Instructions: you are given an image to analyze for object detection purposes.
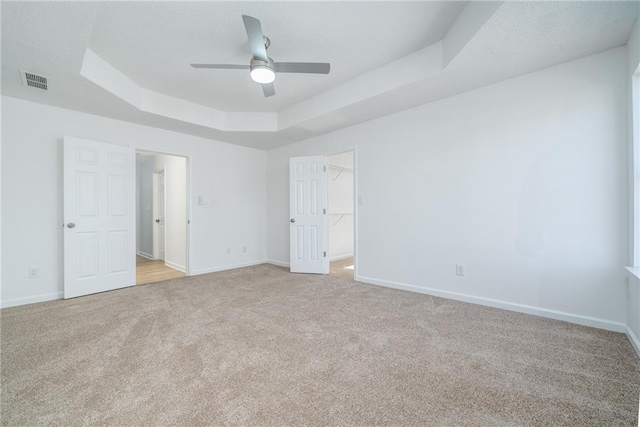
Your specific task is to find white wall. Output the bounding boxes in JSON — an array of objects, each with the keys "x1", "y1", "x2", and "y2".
[
  {"x1": 136, "y1": 157, "x2": 154, "y2": 258},
  {"x1": 1, "y1": 96, "x2": 267, "y2": 307},
  {"x1": 267, "y1": 47, "x2": 628, "y2": 331},
  {"x1": 153, "y1": 153, "x2": 187, "y2": 271},
  {"x1": 626, "y1": 16, "x2": 640, "y2": 355},
  {"x1": 328, "y1": 152, "x2": 354, "y2": 260}
]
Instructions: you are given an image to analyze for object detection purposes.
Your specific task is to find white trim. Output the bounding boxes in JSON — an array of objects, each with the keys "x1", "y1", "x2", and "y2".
[
  {"x1": 626, "y1": 266, "x2": 640, "y2": 282},
  {"x1": 325, "y1": 146, "x2": 358, "y2": 278},
  {"x1": 267, "y1": 259, "x2": 290, "y2": 268},
  {"x1": 329, "y1": 253, "x2": 354, "y2": 262},
  {"x1": 186, "y1": 155, "x2": 192, "y2": 276},
  {"x1": 137, "y1": 251, "x2": 153, "y2": 260},
  {"x1": 164, "y1": 260, "x2": 186, "y2": 273},
  {"x1": 1, "y1": 292, "x2": 63, "y2": 309},
  {"x1": 355, "y1": 275, "x2": 626, "y2": 333},
  {"x1": 353, "y1": 146, "x2": 359, "y2": 279},
  {"x1": 191, "y1": 260, "x2": 267, "y2": 276},
  {"x1": 626, "y1": 326, "x2": 640, "y2": 358},
  {"x1": 132, "y1": 146, "x2": 192, "y2": 277}
]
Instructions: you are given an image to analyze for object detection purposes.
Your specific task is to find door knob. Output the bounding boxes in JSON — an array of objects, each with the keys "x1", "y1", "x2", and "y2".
[
  {"x1": 67, "y1": 223, "x2": 75, "y2": 229},
  {"x1": 155, "y1": 219, "x2": 160, "y2": 223},
  {"x1": 290, "y1": 218, "x2": 295, "y2": 223}
]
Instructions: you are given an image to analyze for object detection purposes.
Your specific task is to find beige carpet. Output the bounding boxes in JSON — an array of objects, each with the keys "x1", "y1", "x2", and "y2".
[{"x1": 1, "y1": 264, "x2": 639, "y2": 426}]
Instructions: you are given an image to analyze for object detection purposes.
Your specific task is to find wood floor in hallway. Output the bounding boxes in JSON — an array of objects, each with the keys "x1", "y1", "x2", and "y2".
[
  {"x1": 330, "y1": 256, "x2": 354, "y2": 280},
  {"x1": 136, "y1": 255, "x2": 185, "y2": 285}
]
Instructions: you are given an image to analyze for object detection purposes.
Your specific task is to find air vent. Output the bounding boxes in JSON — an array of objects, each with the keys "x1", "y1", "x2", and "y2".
[{"x1": 21, "y1": 71, "x2": 48, "y2": 90}]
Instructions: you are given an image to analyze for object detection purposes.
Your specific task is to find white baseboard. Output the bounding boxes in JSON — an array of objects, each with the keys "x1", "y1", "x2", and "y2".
[
  {"x1": 137, "y1": 251, "x2": 153, "y2": 260},
  {"x1": 329, "y1": 253, "x2": 354, "y2": 262},
  {"x1": 164, "y1": 260, "x2": 186, "y2": 273},
  {"x1": 355, "y1": 275, "x2": 626, "y2": 333},
  {"x1": 267, "y1": 259, "x2": 290, "y2": 268},
  {"x1": 626, "y1": 326, "x2": 640, "y2": 358},
  {"x1": 1, "y1": 292, "x2": 63, "y2": 309},
  {"x1": 191, "y1": 259, "x2": 267, "y2": 276}
]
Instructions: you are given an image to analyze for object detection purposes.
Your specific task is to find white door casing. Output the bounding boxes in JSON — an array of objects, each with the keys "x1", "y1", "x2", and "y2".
[
  {"x1": 63, "y1": 137, "x2": 135, "y2": 298},
  {"x1": 289, "y1": 156, "x2": 329, "y2": 274}
]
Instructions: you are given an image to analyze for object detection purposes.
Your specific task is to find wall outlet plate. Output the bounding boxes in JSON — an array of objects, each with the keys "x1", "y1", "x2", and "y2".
[
  {"x1": 455, "y1": 264, "x2": 465, "y2": 276},
  {"x1": 28, "y1": 266, "x2": 39, "y2": 279}
]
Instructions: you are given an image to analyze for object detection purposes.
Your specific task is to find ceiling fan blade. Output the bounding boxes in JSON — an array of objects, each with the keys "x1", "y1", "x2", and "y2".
[
  {"x1": 274, "y1": 62, "x2": 330, "y2": 74},
  {"x1": 242, "y1": 15, "x2": 268, "y2": 61},
  {"x1": 262, "y1": 83, "x2": 275, "y2": 97},
  {"x1": 191, "y1": 64, "x2": 249, "y2": 69}
]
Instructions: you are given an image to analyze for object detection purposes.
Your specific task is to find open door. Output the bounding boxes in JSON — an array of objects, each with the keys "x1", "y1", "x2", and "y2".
[
  {"x1": 289, "y1": 156, "x2": 329, "y2": 274},
  {"x1": 63, "y1": 136, "x2": 135, "y2": 298},
  {"x1": 153, "y1": 170, "x2": 165, "y2": 261}
]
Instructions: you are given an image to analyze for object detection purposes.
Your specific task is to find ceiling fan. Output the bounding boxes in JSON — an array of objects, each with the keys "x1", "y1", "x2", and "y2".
[{"x1": 190, "y1": 15, "x2": 331, "y2": 98}]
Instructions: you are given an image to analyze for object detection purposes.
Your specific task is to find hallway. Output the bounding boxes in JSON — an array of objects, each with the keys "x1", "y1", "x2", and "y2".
[
  {"x1": 329, "y1": 257, "x2": 354, "y2": 280},
  {"x1": 136, "y1": 256, "x2": 185, "y2": 285}
]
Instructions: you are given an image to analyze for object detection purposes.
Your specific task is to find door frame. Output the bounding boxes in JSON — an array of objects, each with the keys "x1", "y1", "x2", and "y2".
[
  {"x1": 135, "y1": 149, "x2": 192, "y2": 276},
  {"x1": 325, "y1": 147, "x2": 358, "y2": 278}
]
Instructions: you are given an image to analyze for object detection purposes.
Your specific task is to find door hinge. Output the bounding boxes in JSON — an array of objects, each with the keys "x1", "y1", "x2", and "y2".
[
  {"x1": 323, "y1": 208, "x2": 326, "y2": 214},
  {"x1": 323, "y1": 165, "x2": 326, "y2": 172},
  {"x1": 187, "y1": 220, "x2": 190, "y2": 225},
  {"x1": 324, "y1": 251, "x2": 327, "y2": 258}
]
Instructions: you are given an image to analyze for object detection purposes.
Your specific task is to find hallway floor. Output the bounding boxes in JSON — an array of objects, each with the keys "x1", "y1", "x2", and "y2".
[
  {"x1": 136, "y1": 255, "x2": 185, "y2": 285},
  {"x1": 330, "y1": 256, "x2": 354, "y2": 280}
]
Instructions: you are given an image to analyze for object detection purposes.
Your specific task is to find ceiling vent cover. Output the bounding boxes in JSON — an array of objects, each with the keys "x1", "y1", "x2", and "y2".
[{"x1": 21, "y1": 71, "x2": 48, "y2": 90}]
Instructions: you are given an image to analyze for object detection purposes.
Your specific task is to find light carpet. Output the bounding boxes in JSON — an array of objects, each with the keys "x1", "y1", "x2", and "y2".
[{"x1": 1, "y1": 264, "x2": 638, "y2": 425}]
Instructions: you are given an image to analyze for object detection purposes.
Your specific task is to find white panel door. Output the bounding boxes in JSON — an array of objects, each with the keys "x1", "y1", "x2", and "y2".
[
  {"x1": 290, "y1": 156, "x2": 329, "y2": 274},
  {"x1": 63, "y1": 136, "x2": 135, "y2": 298},
  {"x1": 154, "y1": 171, "x2": 165, "y2": 261}
]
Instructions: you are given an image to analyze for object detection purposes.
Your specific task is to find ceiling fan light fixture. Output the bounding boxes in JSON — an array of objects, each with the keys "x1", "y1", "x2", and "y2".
[
  {"x1": 250, "y1": 58, "x2": 275, "y2": 84},
  {"x1": 250, "y1": 66, "x2": 275, "y2": 84}
]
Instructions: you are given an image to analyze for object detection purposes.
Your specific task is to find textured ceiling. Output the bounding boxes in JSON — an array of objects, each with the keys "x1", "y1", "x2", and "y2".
[{"x1": 1, "y1": 1, "x2": 639, "y2": 150}]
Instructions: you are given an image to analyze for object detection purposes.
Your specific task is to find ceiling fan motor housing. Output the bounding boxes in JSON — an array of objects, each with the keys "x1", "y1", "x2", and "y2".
[{"x1": 250, "y1": 57, "x2": 274, "y2": 71}]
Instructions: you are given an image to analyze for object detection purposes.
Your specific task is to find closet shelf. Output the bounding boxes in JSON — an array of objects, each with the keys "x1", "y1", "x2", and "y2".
[
  {"x1": 331, "y1": 213, "x2": 351, "y2": 227},
  {"x1": 328, "y1": 164, "x2": 354, "y2": 172},
  {"x1": 328, "y1": 164, "x2": 353, "y2": 181}
]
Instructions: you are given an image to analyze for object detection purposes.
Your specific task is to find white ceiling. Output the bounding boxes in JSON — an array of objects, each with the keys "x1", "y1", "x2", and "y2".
[
  {"x1": 2, "y1": 1, "x2": 639, "y2": 150},
  {"x1": 89, "y1": 1, "x2": 467, "y2": 112}
]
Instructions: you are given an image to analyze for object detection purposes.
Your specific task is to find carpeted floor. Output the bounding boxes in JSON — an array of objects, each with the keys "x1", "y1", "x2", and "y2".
[{"x1": 1, "y1": 264, "x2": 639, "y2": 425}]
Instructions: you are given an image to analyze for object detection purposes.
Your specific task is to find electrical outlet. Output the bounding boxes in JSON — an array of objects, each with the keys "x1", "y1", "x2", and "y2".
[
  {"x1": 226, "y1": 247, "x2": 231, "y2": 255},
  {"x1": 455, "y1": 264, "x2": 465, "y2": 276},
  {"x1": 28, "y1": 266, "x2": 39, "y2": 279},
  {"x1": 242, "y1": 246, "x2": 247, "y2": 253}
]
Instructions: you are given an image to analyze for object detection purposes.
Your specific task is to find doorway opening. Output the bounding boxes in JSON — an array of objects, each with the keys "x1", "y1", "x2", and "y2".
[
  {"x1": 327, "y1": 151, "x2": 355, "y2": 280},
  {"x1": 135, "y1": 151, "x2": 188, "y2": 285}
]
